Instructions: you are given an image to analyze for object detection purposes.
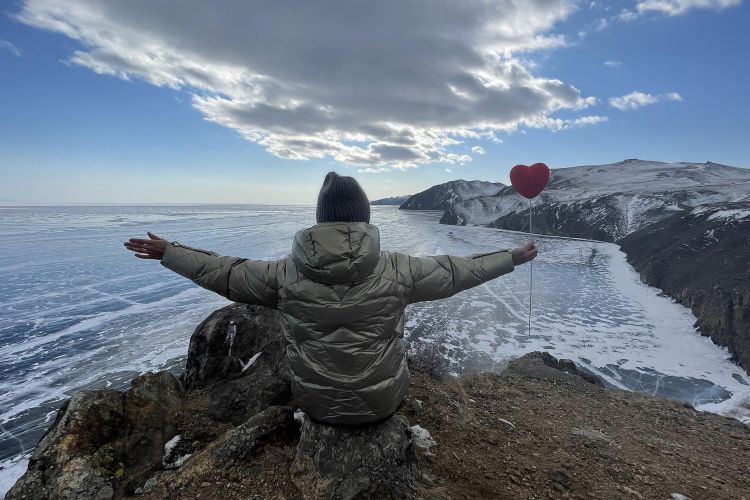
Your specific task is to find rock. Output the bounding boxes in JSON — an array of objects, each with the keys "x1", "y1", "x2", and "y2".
[
  {"x1": 181, "y1": 304, "x2": 287, "y2": 391},
  {"x1": 181, "y1": 304, "x2": 294, "y2": 423},
  {"x1": 210, "y1": 406, "x2": 298, "y2": 465},
  {"x1": 162, "y1": 406, "x2": 298, "y2": 487},
  {"x1": 6, "y1": 390, "x2": 124, "y2": 500},
  {"x1": 6, "y1": 371, "x2": 183, "y2": 500},
  {"x1": 207, "y1": 361, "x2": 292, "y2": 425},
  {"x1": 503, "y1": 351, "x2": 604, "y2": 387},
  {"x1": 572, "y1": 427, "x2": 618, "y2": 449},
  {"x1": 550, "y1": 469, "x2": 571, "y2": 489},
  {"x1": 291, "y1": 415, "x2": 416, "y2": 499},
  {"x1": 95, "y1": 485, "x2": 114, "y2": 499},
  {"x1": 123, "y1": 371, "x2": 184, "y2": 469},
  {"x1": 410, "y1": 424, "x2": 437, "y2": 452}
]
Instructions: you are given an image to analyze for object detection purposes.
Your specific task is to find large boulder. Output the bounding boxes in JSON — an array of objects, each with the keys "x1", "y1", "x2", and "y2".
[
  {"x1": 6, "y1": 371, "x2": 183, "y2": 500},
  {"x1": 502, "y1": 351, "x2": 604, "y2": 388},
  {"x1": 181, "y1": 303, "x2": 288, "y2": 390},
  {"x1": 291, "y1": 414, "x2": 416, "y2": 499},
  {"x1": 181, "y1": 303, "x2": 293, "y2": 424}
]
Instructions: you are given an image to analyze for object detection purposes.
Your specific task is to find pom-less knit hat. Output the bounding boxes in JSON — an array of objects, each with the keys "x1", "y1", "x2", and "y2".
[{"x1": 316, "y1": 171, "x2": 371, "y2": 224}]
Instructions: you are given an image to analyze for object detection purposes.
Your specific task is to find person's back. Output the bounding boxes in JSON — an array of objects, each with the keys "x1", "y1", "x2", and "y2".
[{"x1": 125, "y1": 172, "x2": 537, "y2": 424}]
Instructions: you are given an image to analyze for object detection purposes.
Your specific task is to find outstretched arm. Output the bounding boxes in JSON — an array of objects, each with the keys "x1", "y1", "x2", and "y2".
[
  {"x1": 403, "y1": 241, "x2": 537, "y2": 304},
  {"x1": 124, "y1": 232, "x2": 280, "y2": 308}
]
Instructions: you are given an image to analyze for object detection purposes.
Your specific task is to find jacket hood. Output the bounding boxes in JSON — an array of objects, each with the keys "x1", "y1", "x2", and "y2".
[{"x1": 292, "y1": 222, "x2": 380, "y2": 284}]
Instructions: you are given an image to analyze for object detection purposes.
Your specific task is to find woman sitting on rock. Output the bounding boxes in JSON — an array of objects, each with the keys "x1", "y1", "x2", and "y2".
[{"x1": 124, "y1": 172, "x2": 537, "y2": 425}]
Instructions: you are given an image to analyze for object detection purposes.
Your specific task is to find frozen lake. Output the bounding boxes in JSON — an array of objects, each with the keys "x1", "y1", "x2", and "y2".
[{"x1": 1, "y1": 204, "x2": 748, "y2": 495}]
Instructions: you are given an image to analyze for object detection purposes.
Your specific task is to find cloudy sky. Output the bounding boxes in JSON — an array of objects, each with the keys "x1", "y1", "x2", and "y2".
[{"x1": 1, "y1": 0, "x2": 748, "y2": 204}]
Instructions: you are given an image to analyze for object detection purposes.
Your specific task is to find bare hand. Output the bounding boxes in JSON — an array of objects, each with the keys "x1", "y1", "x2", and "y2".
[
  {"x1": 124, "y1": 231, "x2": 168, "y2": 260},
  {"x1": 512, "y1": 240, "x2": 538, "y2": 266}
]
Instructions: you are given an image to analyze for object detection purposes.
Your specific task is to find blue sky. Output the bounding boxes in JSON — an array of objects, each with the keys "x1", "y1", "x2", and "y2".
[{"x1": 0, "y1": 0, "x2": 748, "y2": 204}]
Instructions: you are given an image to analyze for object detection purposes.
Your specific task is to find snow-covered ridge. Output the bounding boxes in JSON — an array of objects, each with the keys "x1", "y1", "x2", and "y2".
[
  {"x1": 442, "y1": 159, "x2": 750, "y2": 239},
  {"x1": 370, "y1": 195, "x2": 411, "y2": 206},
  {"x1": 692, "y1": 205, "x2": 750, "y2": 221},
  {"x1": 400, "y1": 179, "x2": 503, "y2": 211}
]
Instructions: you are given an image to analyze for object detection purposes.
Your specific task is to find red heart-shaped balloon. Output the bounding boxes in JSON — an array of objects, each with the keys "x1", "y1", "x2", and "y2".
[{"x1": 509, "y1": 163, "x2": 550, "y2": 199}]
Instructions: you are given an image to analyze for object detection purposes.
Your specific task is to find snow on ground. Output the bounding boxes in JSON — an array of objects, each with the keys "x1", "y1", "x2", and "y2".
[
  {"x1": 410, "y1": 425, "x2": 437, "y2": 451},
  {"x1": 164, "y1": 435, "x2": 181, "y2": 459},
  {"x1": 707, "y1": 208, "x2": 750, "y2": 221}
]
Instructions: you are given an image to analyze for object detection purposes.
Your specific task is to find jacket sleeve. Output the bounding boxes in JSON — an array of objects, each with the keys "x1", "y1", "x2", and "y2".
[
  {"x1": 160, "y1": 242, "x2": 281, "y2": 308},
  {"x1": 403, "y1": 250, "x2": 514, "y2": 304}
]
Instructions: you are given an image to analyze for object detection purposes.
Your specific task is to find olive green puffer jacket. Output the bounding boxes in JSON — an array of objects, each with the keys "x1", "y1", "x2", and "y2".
[{"x1": 161, "y1": 222, "x2": 514, "y2": 424}]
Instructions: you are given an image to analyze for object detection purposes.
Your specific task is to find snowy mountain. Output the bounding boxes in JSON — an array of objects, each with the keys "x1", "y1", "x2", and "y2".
[
  {"x1": 370, "y1": 195, "x2": 411, "y2": 206},
  {"x1": 440, "y1": 159, "x2": 750, "y2": 241},
  {"x1": 400, "y1": 180, "x2": 503, "y2": 211}
]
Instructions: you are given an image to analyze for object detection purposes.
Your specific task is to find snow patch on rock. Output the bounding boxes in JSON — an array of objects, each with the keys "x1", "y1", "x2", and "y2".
[{"x1": 410, "y1": 424, "x2": 437, "y2": 451}]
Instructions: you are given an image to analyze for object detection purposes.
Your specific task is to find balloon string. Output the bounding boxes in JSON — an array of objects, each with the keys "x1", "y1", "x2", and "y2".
[{"x1": 528, "y1": 198, "x2": 533, "y2": 338}]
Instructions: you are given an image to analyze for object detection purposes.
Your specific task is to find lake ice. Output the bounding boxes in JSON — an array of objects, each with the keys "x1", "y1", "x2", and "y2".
[{"x1": 1, "y1": 204, "x2": 748, "y2": 495}]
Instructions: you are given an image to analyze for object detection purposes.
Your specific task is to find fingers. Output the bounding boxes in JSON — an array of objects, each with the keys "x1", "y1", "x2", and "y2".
[
  {"x1": 124, "y1": 241, "x2": 162, "y2": 258},
  {"x1": 135, "y1": 253, "x2": 158, "y2": 259},
  {"x1": 124, "y1": 245, "x2": 157, "y2": 256},
  {"x1": 127, "y1": 231, "x2": 165, "y2": 245},
  {"x1": 124, "y1": 241, "x2": 155, "y2": 251}
]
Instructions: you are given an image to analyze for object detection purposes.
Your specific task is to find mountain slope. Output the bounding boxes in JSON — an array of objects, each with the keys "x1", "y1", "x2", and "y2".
[
  {"x1": 441, "y1": 160, "x2": 750, "y2": 240},
  {"x1": 618, "y1": 202, "x2": 750, "y2": 373},
  {"x1": 400, "y1": 180, "x2": 502, "y2": 211},
  {"x1": 370, "y1": 195, "x2": 411, "y2": 206}
]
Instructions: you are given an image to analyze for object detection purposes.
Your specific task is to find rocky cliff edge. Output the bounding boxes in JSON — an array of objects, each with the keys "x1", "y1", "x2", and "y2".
[{"x1": 8, "y1": 304, "x2": 750, "y2": 500}]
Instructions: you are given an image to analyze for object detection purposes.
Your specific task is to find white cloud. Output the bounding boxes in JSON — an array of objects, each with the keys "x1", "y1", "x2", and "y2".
[
  {"x1": 471, "y1": 145, "x2": 486, "y2": 155},
  {"x1": 615, "y1": 9, "x2": 640, "y2": 21},
  {"x1": 569, "y1": 115, "x2": 609, "y2": 126},
  {"x1": 636, "y1": 0, "x2": 741, "y2": 16},
  {"x1": 15, "y1": 0, "x2": 604, "y2": 169},
  {"x1": 445, "y1": 168, "x2": 453, "y2": 173},
  {"x1": 604, "y1": 60, "x2": 622, "y2": 67},
  {"x1": 613, "y1": 0, "x2": 740, "y2": 23},
  {"x1": 595, "y1": 18, "x2": 610, "y2": 30},
  {"x1": 608, "y1": 91, "x2": 683, "y2": 110},
  {"x1": 0, "y1": 40, "x2": 22, "y2": 57},
  {"x1": 358, "y1": 167, "x2": 391, "y2": 174}
]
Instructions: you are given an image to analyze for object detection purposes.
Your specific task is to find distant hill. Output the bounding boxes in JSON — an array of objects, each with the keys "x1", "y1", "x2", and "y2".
[
  {"x1": 370, "y1": 195, "x2": 411, "y2": 206},
  {"x1": 441, "y1": 159, "x2": 750, "y2": 241},
  {"x1": 399, "y1": 180, "x2": 502, "y2": 211}
]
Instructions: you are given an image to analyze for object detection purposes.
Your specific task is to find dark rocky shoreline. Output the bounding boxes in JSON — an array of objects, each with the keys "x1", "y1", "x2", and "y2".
[
  {"x1": 8, "y1": 304, "x2": 750, "y2": 499},
  {"x1": 619, "y1": 203, "x2": 750, "y2": 374}
]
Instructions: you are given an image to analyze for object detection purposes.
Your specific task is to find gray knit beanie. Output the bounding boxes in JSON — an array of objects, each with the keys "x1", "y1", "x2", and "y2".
[{"x1": 316, "y1": 171, "x2": 371, "y2": 224}]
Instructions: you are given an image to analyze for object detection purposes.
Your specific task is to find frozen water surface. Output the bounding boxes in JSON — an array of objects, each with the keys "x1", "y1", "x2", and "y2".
[{"x1": 1, "y1": 205, "x2": 748, "y2": 494}]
